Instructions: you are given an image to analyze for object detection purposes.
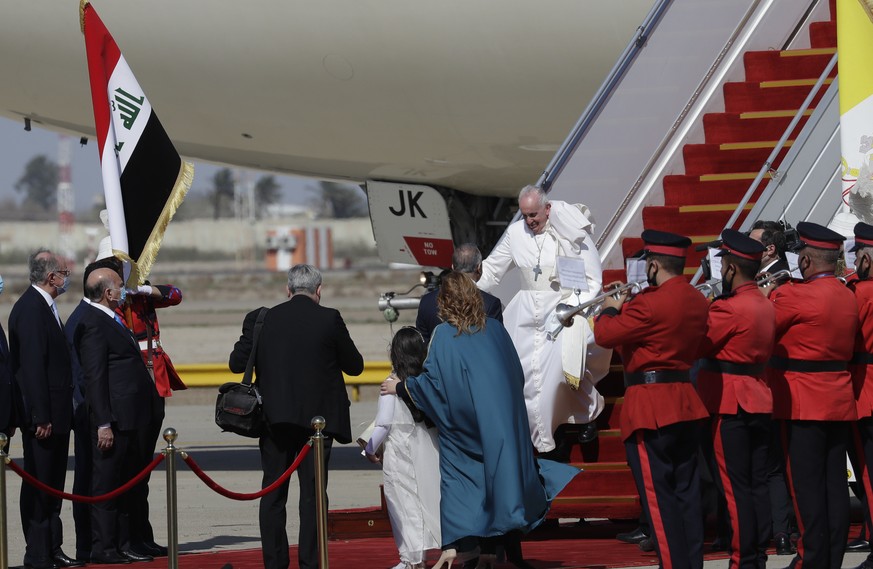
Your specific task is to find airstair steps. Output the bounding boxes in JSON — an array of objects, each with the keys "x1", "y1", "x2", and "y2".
[
  {"x1": 620, "y1": 2, "x2": 837, "y2": 278},
  {"x1": 743, "y1": 48, "x2": 836, "y2": 82},
  {"x1": 683, "y1": 143, "x2": 790, "y2": 176},
  {"x1": 724, "y1": 80, "x2": 831, "y2": 112},
  {"x1": 663, "y1": 173, "x2": 770, "y2": 205},
  {"x1": 702, "y1": 111, "x2": 811, "y2": 144}
]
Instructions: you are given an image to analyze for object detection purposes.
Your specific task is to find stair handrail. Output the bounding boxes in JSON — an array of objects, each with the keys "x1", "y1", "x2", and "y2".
[
  {"x1": 689, "y1": 51, "x2": 838, "y2": 284},
  {"x1": 535, "y1": 0, "x2": 674, "y2": 193}
]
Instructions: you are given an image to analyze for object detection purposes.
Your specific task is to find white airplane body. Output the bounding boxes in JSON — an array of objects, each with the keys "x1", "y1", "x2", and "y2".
[{"x1": 0, "y1": 1, "x2": 654, "y2": 199}]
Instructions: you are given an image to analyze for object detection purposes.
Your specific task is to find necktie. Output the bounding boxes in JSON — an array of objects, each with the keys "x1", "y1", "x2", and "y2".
[{"x1": 51, "y1": 303, "x2": 62, "y2": 328}]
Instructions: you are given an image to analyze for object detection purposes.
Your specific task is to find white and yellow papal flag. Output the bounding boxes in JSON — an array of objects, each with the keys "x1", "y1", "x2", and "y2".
[{"x1": 830, "y1": 0, "x2": 873, "y2": 233}]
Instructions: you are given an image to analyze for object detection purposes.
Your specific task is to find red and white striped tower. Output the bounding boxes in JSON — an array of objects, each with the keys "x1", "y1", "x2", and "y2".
[{"x1": 57, "y1": 135, "x2": 76, "y2": 261}]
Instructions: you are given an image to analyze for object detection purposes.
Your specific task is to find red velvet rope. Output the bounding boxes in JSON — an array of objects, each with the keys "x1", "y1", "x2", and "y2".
[
  {"x1": 183, "y1": 442, "x2": 312, "y2": 501},
  {"x1": 6, "y1": 454, "x2": 165, "y2": 503}
]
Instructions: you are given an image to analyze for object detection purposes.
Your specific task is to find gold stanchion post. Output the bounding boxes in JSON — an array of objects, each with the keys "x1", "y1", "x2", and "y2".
[
  {"x1": 0, "y1": 433, "x2": 7, "y2": 569},
  {"x1": 311, "y1": 416, "x2": 329, "y2": 569},
  {"x1": 163, "y1": 428, "x2": 179, "y2": 569}
]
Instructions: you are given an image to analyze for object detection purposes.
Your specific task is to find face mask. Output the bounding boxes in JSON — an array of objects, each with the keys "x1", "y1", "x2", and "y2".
[
  {"x1": 119, "y1": 287, "x2": 128, "y2": 303},
  {"x1": 721, "y1": 265, "x2": 735, "y2": 295},
  {"x1": 646, "y1": 263, "x2": 658, "y2": 287},
  {"x1": 859, "y1": 256, "x2": 870, "y2": 281},
  {"x1": 786, "y1": 252, "x2": 802, "y2": 279},
  {"x1": 0, "y1": 273, "x2": 4, "y2": 296},
  {"x1": 55, "y1": 274, "x2": 69, "y2": 296}
]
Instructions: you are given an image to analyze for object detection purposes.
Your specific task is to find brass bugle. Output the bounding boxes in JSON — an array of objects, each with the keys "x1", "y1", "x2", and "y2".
[
  {"x1": 695, "y1": 280, "x2": 721, "y2": 296},
  {"x1": 838, "y1": 270, "x2": 857, "y2": 284},
  {"x1": 553, "y1": 281, "x2": 646, "y2": 330},
  {"x1": 756, "y1": 269, "x2": 792, "y2": 287}
]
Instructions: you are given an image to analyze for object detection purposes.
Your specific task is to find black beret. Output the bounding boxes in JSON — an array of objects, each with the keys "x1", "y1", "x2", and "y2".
[
  {"x1": 641, "y1": 229, "x2": 692, "y2": 258},
  {"x1": 715, "y1": 228, "x2": 765, "y2": 261},
  {"x1": 850, "y1": 222, "x2": 873, "y2": 252},
  {"x1": 789, "y1": 221, "x2": 845, "y2": 252}
]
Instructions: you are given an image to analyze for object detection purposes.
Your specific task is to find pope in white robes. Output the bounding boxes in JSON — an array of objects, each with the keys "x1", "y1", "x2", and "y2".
[{"x1": 478, "y1": 186, "x2": 612, "y2": 453}]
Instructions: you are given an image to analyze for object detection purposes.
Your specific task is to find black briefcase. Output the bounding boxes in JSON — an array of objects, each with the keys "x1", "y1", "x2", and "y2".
[
  {"x1": 215, "y1": 382, "x2": 263, "y2": 438},
  {"x1": 216, "y1": 307, "x2": 268, "y2": 438}
]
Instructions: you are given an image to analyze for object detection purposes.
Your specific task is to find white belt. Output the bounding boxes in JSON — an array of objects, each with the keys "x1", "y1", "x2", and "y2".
[{"x1": 138, "y1": 339, "x2": 161, "y2": 351}]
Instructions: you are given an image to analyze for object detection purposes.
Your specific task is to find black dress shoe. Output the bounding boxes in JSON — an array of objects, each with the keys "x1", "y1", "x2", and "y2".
[
  {"x1": 578, "y1": 422, "x2": 598, "y2": 444},
  {"x1": 91, "y1": 552, "x2": 132, "y2": 564},
  {"x1": 24, "y1": 562, "x2": 59, "y2": 569},
  {"x1": 121, "y1": 550, "x2": 153, "y2": 563},
  {"x1": 616, "y1": 527, "x2": 648, "y2": 544},
  {"x1": 774, "y1": 533, "x2": 796, "y2": 555},
  {"x1": 53, "y1": 552, "x2": 85, "y2": 568},
  {"x1": 639, "y1": 537, "x2": 656, "y2": 552},
  {"x1": 847, "y1": 538, "x2": 871, "y2": 552}
]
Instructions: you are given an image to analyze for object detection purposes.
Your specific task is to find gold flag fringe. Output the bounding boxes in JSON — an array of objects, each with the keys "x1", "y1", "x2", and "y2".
[
  {"x1": 79, "y1": 0, "x2": 89, "y2": 34},
  {"x1": 862, "y1": 0, "x2": 873, "y2": 24},
  {"x1": 126, "y1": 161, "x2": 194, "y2": 287}
]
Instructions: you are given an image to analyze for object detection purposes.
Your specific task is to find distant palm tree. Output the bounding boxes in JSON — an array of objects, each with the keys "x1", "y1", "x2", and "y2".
[
  {"x1": 310, "y1": 181, "x2": 368, "y2": 218},
  {"x1": 211, "y1": 168, "x2": 235, "y2": 219},
  {"x1": 15, "y1": 154, "x2": 59, "y2": 211},
  {"x1": 254, "y1": 175, "x2": 281, "y2": 219}
]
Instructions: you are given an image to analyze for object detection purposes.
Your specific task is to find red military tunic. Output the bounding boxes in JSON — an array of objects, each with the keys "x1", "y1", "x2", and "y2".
[
  {"x1": 594, "y1": 275, "x2": 710, "y2": 440},
  {"x1": 119, "y1": 284, "x2": 185, "y2": 398},
  {"x1": 767, "y1": 273, "x2": 858, "y2": 421},
  {"x1": 696, "y1": 281, "x2": 775, "y2": 415},
  {"x1": 851, "y1": 278, "x2": 873, "y2": 418}
]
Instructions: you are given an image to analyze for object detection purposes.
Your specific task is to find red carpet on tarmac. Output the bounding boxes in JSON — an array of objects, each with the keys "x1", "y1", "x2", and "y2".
[
  {"x1": 165, "y1": 536, "x2": 731, "y2": 569},
  {"x1": 67, "y1": 520, "x2": 865, "y2": 569}
]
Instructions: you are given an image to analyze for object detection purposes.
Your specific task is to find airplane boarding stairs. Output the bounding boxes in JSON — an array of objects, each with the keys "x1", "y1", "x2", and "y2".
[
  {"x1": 609, "y1": 0, "x2": 837, "y2": 279},
  {"x1": 328, "y1": 0, "x2": 839, "y2": 540}
]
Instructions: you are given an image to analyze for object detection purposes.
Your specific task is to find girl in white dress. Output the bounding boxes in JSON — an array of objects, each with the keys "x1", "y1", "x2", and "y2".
[{"x1": 365, "y1": 327, "x2": 441, "y2": 569}]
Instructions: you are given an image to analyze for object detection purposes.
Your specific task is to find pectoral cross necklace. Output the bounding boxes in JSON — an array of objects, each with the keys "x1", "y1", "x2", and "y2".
[{"x1": 533, "y1": 233, "x2": 546, "y2": 281}]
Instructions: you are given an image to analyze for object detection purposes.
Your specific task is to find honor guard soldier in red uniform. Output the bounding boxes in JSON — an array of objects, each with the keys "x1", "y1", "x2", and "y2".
[
  {"x1": 848, "y1": 221, "x2": 873, "y2": 569},
  {"x1": 594, "y1": 229, "x2": 710, "y2": 569},
  {"x1": 116, "y1": 282, "x2": 185, "y2": 558},
  {"x1": 767, "y1": 221, "x2": 858, "y2": 569},
  {"x1": 697, "y1": 229, "x2": 776, "y2": 568}
]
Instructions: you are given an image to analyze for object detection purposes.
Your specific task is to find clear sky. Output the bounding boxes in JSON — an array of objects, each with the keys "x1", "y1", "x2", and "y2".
[{"x1": 0, "y1": 115, "x2": 320, "y2": 216}]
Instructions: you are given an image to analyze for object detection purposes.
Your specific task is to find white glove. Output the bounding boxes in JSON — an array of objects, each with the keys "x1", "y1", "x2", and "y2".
[{"x1": 126, "y1": 285, "x2": 153, "y2": 296}]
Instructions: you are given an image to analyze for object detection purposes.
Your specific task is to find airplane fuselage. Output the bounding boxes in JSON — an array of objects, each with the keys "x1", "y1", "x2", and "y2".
[{"x1": 1, "y1": 1, "x2": 654, "y2": 198}]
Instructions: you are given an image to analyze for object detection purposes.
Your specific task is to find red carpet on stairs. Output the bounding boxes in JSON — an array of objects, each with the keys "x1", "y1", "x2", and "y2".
[{"x1": 636, "y1": 1, "x2": 838, "y2": 277}]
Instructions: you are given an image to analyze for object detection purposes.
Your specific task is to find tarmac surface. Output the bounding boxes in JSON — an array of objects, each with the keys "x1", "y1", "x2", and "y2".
[
  {"x1": 4, "y1": 390, "x2": 872, "y2": 568},
  {"x1": 1, "y1": 266, "x2": 872, "y2": 567}
]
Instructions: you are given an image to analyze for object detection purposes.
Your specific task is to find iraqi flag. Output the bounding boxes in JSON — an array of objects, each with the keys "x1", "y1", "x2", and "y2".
[{"x1": 81, "y1": 0, "x2": 192, "y2": 285}]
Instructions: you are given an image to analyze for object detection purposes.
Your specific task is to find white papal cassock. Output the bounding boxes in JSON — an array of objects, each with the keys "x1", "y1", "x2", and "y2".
[{"x1": 478, "y1": 201, "x2": 612, "y2": 452}]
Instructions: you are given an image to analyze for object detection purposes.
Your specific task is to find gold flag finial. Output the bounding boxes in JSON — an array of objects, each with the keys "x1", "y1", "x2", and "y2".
[{"x1": 79, "y1": 0, "x2": 90, "y2": 34}]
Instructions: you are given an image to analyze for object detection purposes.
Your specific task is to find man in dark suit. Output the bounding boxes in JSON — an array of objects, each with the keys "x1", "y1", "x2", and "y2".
[
  {"x1": 416, "y1": 243, "x2": 503, "y2": 342},
  {"x1": 64, "y1": 257, "x2": 125, "y2": 563},
  {"x1": 229, "y1": 264, "x2": 364, "y2": 569},
  {"x1": 749, "y1": 219, "x2": 796, "y2": 554},
  {"x1": 74, "y1": 267, "x2": 158, "y2": 565},
  {"x1": 8, "y1": 249, "x2": 80, "y2": 569},
  {"x1": 749, "y1": 219, "x2": 790, "y2": 275},
  {"x1": 1, "y1": 272, "x2": 20, "y2": 448}
]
